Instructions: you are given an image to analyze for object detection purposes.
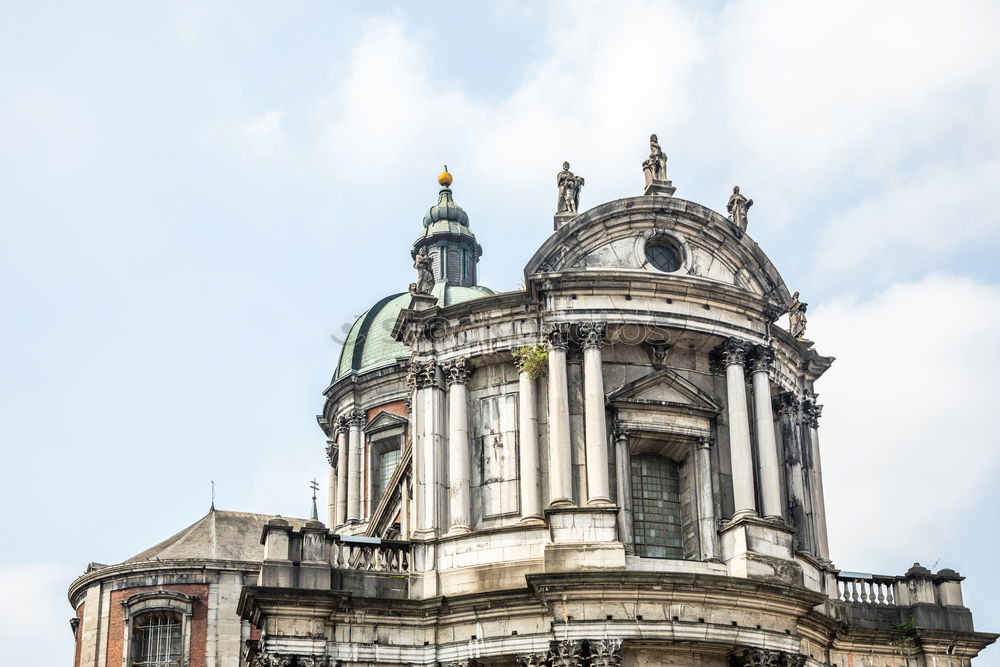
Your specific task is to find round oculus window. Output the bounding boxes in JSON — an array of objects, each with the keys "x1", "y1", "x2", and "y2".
[{"x1": 644, "y1": 238, "x2": 681, "y2": 272}]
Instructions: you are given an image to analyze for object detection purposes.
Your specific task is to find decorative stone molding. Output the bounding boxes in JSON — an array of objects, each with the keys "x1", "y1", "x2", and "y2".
[
  {"x1": 747, "y1": 345, "x2": 775, "y2": 375},
  {"x1": 252, "y1": 654, "x2": 331, "y2": 667},
  {"x1": 696, "y1": 435, "x2": 715, "y2": 450},
  {"x1": 774, "y1": 391, "x2": 799, "y2": 418},
  {"x1": 516, "y1": 654, "x2": 550, "y2": 667},
  {"x1": 335, "y1": 415, "x2": 349, "y2": 434},
  {"x1": 444, "y1": 357, "x2": 472, "y2": 385},
  {"x1": 545, "y1": 323, "x2": 571, "y2": 351},
  {"x1": 578, "y1": 322, "x2": 607, "y2": 349},
  {"x1": 718, "y1": 337, "x2": 750, "y2": 367},
  {"x1": 445, "y1": 661, "x2": 481, "y2": 667},
  {"x1": 404, "y1": 364, "x2": 418, "y2": 409},
  {"x1": 613, "y1": 423, "x2": 631, "y2": 441}
]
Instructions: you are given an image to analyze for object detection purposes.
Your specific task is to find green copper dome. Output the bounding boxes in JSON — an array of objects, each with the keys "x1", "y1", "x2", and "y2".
[
  {"x1": 334, "y1": 282, "x2": 495, "y2": 380},
  {"x1": 422, "y1": 186, "x2": 469, "y2": 227}
]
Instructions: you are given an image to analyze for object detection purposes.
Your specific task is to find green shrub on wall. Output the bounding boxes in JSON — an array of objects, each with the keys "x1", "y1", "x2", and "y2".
[{"x1": 513, "y1": 345, "x2": 548, "y2": 379}]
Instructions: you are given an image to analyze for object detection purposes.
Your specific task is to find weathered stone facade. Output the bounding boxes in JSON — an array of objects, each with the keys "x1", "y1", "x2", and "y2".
[{"x1": 70, "y1": 156, "x2": 996, "y2": 667}]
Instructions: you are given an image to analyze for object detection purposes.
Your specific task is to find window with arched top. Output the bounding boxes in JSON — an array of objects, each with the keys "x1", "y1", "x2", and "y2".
[{"x1": 121, "y1": 591, "x2": 197, "y2": 667}]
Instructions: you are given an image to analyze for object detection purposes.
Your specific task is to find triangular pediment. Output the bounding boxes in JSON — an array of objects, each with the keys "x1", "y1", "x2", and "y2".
[
  {"x1": 363, "y1": 410, "x2": 408, "y2": 434},
  {"x1": 608, "y1": 368, "x2": 722, "y2": 415}
]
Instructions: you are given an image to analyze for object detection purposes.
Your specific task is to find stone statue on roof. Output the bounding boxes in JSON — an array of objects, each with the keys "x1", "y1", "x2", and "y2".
[
  {"x1": 556, "y1": 161, "x2": 584, "y2": 214},
  {"x1": 789, "y1": 291, "x2": 808, "y2": 338},
  {"x1": 410, "y1": 247, "x2": 435, "y2": 296},
  {"x1": 642, "y1": 134, "x2": 668, "y2": 186},
  {"x1": 727, "y1": 186, "x2": 753, "y2": 232}
]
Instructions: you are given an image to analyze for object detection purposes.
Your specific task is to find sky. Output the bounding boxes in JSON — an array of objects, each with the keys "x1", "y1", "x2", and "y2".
[{"x1": 1, "y1": 1, "x2": 999, "y2": 665}]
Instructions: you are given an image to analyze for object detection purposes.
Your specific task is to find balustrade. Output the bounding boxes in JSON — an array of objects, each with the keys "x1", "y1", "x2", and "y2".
[
  {"x1": 329, "y1": 536, "x2": 412, "y2": 574},
  {"x1": 836, "y1": 572, "x2": 899, "y2": 606}
]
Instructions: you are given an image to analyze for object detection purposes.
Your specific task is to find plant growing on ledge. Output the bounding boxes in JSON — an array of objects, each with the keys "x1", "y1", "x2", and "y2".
[
  {"x1": 513, "y1": 345, "x2": 548, "y2": 379},
  {"x1": 892, "y1": 619, "x2": 918, "y2": 657}
]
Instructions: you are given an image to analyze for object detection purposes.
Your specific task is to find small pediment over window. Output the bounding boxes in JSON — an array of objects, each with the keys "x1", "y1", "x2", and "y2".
[
  {"x1": 363, "y1": 411, "x2": 408, "y2": 434},
  {"x1": 608, "y1": 368, "x2": 722, "y2": 415}
]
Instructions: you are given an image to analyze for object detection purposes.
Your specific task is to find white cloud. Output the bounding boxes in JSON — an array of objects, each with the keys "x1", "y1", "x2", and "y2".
[
  {"x1": 809, "y1": 274, "x2": 1000, "y2": 570},
  {"x1": 244, "y1": 110, "x2": 288, "y2": 156}
]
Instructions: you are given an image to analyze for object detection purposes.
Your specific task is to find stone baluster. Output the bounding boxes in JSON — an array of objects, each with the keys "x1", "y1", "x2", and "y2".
[
  {"x1": 414, "y1": 360, "x2": 443, "y2": 537},
  {"x1": 516, "y1": 356, "x2": 543, "y2": 523},
  {"x1": 720, "y1": 338, "x2": 757, "y2": 517},
  {"x1": 546, "y1": 323, "x2": 574, "y2": 507},
  {"x1": 696, "y1": 435, "x2": 719, "y2": 561},
  {"x1": 334, "y1": 418, "x2": 349, "y2": 527},
  {"x1": 613, "y1": 425, "x2": 634, "y2": 553},
  {"x1": 748, "y1": 346, "x2": 782, "y2": 519},
  {"x1": 803, "y1": 393, "x2": 830, "y2": 560},
  {"x1": 445, "y1": 357, "x2": 472, "y2": 534},
  {"x1": 579, "y1": 322, "x2": 611, "y2": 505},
  {"x1": 346, "y1": 410, "x2": 364, "y2": 523}
]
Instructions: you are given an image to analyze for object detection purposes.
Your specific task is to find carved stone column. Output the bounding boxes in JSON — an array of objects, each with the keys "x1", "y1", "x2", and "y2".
[
  {"x1": 325, "y1": 439, "x2": 337, "y2": 527},
  {"x1": 696, "y1": 435, "x2": 719, "y2": 561},
  {"x1": 414, "y1": 360, "x2": 443, "y2": 537},
  {"x1": 516, "y1": 356, "x2": 543, "y2": 523},
  {"x1": 776, "y1": 392, "x2": 811, "y2": 552},
  {"x1": 579, "y1": 322, "x2": 611, "y2": 505},
  {"x1": 445, "y1": 357, "x2": 472, "y2": 534},
  {"x1": 334, "y1": 417, "x2": 348, "y2": 527},
  {"x1": 720, "y1": 338, "x2": 757, "y2": 517},
  {"x1": 346, "y1": 410, "x2": 364, "y2": 523},
  {"x1": 546, "y1": 323, "x2": 574, "y2": 507},
  {"x1": 803, "y1": 394, "x2": 830, "y2": 561},
  {"x1": 748, "y1": 346, "x2": 782, "y2": 519},
  {"x1": 613, "y1": 425, "x2": 634, "y2": 553}
]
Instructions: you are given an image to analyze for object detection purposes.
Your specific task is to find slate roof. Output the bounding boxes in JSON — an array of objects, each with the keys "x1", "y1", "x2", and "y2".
[{"x1": 125, "y1": 508, "x2": 310, "y2": 563}]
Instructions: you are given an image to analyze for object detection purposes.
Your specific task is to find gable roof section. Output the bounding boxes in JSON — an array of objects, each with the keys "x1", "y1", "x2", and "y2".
[{"x1": 608, "y1": 367, "x2": 722, "y2": 416}]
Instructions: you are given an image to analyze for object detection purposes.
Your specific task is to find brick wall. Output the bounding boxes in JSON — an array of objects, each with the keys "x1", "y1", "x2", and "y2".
[{"x1": 107, "y1": 583, "x2": 209, "y2": 667}]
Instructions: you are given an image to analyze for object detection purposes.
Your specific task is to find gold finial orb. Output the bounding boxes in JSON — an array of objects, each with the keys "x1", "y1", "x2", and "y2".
[{"x1": 438, "y1": 165, "x2": 453, "y2": 187}]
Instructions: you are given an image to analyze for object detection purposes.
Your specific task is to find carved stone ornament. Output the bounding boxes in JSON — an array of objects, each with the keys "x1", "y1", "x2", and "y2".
[
  {"x1": 727, "y1": 185, "x2": 754, "y2": 233},
  {"x1": 297, "y1": 658, "x2": 332, "y2": 667},
  {"x1": 549, "y1": 639, "x2": 585, "y2": 667},
  {"x1": 404, "y1": 364, "x2": 418, "y2": 409},
  {"x1": 642, "y1": 133, "x2": 669, "y2": 186},
  {"x1": 647, "y1": 341, "x2": 671, "y2": 370},
  {"x1": 516, "y1": 653, "x2": 550, "y2": 667},
  {"x1": 336, "y1": 415, "x2": 349, "y2": 434},
  {"x1": 747, "y1": 345, "x2": 775, "y2": 375},
  {"x1": 325, "y1": 441, "x2": 337, "y2": 467},
  {"x1": 446, "y1": 661, "x2": 481, "y2": 667},
  {"x1": 719, "y1": 338, "x2": 750, "y2": 367},
  {"x1": 444, "y1": 357, "x2": 472, "y2": 386},
  {"x1": 774, "y1": 391, "x2": 799, "y2": 419},
  {"x1": 545, "y1": 323, "x2": 571, "y2": 351},
  {"x1": 251, "y1": 653, "x2": 295, "y2": 667},
  {"x1": 697, "y1": 435, "x2": 715, "y2": 449},
  {"x1": 613, "y1": 423, "x2": 632, "y2": 441},
  {"x1": 349, "y1": 408, "x2": 366, "y2": 428},
  {"x1": 802, "y1": 398, "x2": 823, "y2": 429},
  {"x1": 409, "y1": 246, "x2": 435, "y2": 296},
  {"x1": 413, "y1": 360, "x2": 440, "y2": 390},
  {"x1": 589, "y1": 638, "x2": 623, "y2": 667},
  {"x1": 732, "y1": 649, "x2": 807, "y2": 667},
  {"x1": 556, "y1": 161, "x2": 585, "y2": 214},
  {"x1": 788, "y1": 291, "x2": 808, "y2": 339},
  {"x1": 578, "y1": 322, "x2": 607, "y2": 349}
]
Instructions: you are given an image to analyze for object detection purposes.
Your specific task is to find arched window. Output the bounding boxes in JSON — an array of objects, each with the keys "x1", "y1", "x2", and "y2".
[
  {"x1": 121, "y1": 590, "x2": 196, "y2": 667},
  {"x1": 131, "y1": 611, "x2": 182, "y2": 666},
  {"x1": 630, "y1": 454, "x2": 684, "y2": 559}
]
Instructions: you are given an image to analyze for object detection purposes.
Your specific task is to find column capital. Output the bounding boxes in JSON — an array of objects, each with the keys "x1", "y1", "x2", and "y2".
[
  {"x1": 413, "y1": 360, "x2": 441, "y2": 390},
  {"x1": 774, "y1": 390, "x2": 799, "y2": 417},
  {"x1": 697, "y1": 434, "x2": 715, "y2": 449},
  {"x1": 444, "y1": 357, "x2": 472, "y2": 385},
  {"x1": 545, "y1": 322, "x2": 571, "y2": 350},
  {"x1": 718, "y1": 337, "x2": 750, "y2": 366},
  {"x1": 515, "y1": 655, "x2": 548, "y2": 667},
  {"x1": 802, "y1": 398, "x2": 823, "y2": 428},
  {"x1": 548, "y1": 639, "x2": 585, "y2": 666},
  {"x1": 578, "y1": 321, "x2": 607, "y2": 349},
  {"x1": 747, "y1": 345, "x2": 775, "y2": 374},
  {"x1": 325, "y1": 441, "x2": 338, "y2": 467},
  {"x1": 350, "y1": 408, "x2": 367, "y2": 427},
  {"x1": 613, "y1": 422, "x2": 632, "y2": 441},
  {"x1": 589, "y1": 638, "x2": 624, "y2": 667}
]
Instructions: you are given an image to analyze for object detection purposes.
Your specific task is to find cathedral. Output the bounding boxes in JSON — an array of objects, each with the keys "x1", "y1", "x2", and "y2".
[{"x1": 68, "y1": 137, "x2": 997, "y2": 667}]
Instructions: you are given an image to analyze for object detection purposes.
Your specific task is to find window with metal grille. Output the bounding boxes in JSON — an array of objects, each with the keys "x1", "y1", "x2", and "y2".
[
  {"x1": 131, "y1": 611, "x2": 182, "y2": 667},
  {"x1": 630, "y1": 454, "x2": 684, "y2": 559},
  {"x1": 447, "y1": 249, "x2": 461, "y2": 282}
]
